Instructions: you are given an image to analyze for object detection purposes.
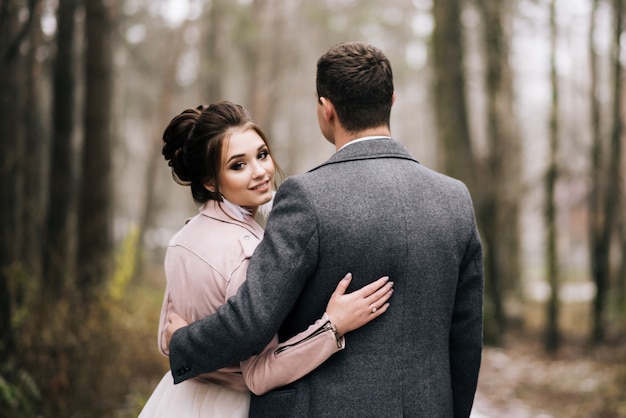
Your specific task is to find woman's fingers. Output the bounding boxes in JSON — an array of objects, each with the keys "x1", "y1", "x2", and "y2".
[
  {"x1": 351, "y1": 276, "x2": 393, "y2": 305},
  {"x1": 165, "y1": 313, "x2": 189, "y2": 349},
  {"x1": 331, "y1": 273, "x2": 353, "y2": 297},
  {"x1": 366, "y1": 280, "x2": 394, "y2": 305},
  {"x1": 369, "y1": 302, "x2": 390, "y2": 318},
  {"x1": 345, "y1": 275, "x2": 394, "y2": 318},
  {"x1": 331, "y1": 273, "x2": 394, "y2": 315},
  {"x1": 367, "y1": 285, "x2": 393, "y2": 315},
  {"x1": 353, "y1": 275, "x2": 390, "y2": 297},
  {"x1": 325, "y1": 274, "x2": 394, "y2": 335},
  {"x1": 335, "y1": 274, "x2": 394, "y2": 307}
]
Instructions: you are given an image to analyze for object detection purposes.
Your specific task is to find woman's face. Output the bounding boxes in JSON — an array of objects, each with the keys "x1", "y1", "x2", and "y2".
[{"x1": 218, "y1": 128, "x2": 275, "y2": 213}]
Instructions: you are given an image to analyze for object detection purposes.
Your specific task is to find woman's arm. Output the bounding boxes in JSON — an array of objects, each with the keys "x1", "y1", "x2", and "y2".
[{"x1": 240, "y1": 273, "x2": 393, "y2": 395}]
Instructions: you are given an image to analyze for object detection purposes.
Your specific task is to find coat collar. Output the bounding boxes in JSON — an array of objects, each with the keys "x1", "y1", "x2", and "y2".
[
  {"x1": 197, "y1": 200, "x2": 264, "y2": 239},
  {"x1": 309, "y1": 138, "x2": 419, "y2": 173}
]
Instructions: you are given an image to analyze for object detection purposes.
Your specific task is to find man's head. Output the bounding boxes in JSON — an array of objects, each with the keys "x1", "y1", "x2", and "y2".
[{"x1": 316, "y1": 42, "x2": 394, "y2": 135}]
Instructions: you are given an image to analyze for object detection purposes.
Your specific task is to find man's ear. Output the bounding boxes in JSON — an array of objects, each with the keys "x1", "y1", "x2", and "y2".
[
  {"x1": 392, "y1": 91, "x2": 396, "y2": 106},
  {"x1": 319, "y1": 97, "x2": 335, "y2": 123}
]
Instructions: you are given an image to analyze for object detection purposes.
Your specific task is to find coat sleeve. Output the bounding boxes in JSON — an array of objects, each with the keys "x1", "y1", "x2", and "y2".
[
  {"x1": 449, "y1": 189, "x2": 484, "y2": 418},
  {"x1": 169, "y1": 177, "x2": 320, "y2": 383},
  {"x1": 157, "y1": 288, "x2": 174, "y2": 356},
  {"x1": 241, "y1": 313, "x2": 344, "y2": 395}
]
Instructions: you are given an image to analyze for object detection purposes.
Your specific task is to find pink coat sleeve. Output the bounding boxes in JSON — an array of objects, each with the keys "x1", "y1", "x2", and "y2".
[
  {"x1": 240, "y1": 312, "x2": 345, "y2": 395},
  {"x1": 161, "y1": 232, "x2": 346, "y2": 394}
]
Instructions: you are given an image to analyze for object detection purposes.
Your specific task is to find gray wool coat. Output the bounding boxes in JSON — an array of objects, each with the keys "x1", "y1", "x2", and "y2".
[{"x1": 168, "y1": 138, "x2": 484, "y2": 418}]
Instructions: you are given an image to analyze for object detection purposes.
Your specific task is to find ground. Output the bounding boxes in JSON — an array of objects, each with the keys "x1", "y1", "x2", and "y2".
[{"x1": 471, "y1": 332, "x2": 626, "y2": 418}]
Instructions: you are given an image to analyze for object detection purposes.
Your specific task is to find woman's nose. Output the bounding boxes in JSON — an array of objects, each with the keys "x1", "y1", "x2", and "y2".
[{"x1": 251, "y1": 160, "x2": 266, "y2": 177}]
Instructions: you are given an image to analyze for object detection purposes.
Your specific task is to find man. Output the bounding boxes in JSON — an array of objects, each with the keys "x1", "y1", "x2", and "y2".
[{"x1": 167, "y1": 42, "x2": 483, "y2": 417}]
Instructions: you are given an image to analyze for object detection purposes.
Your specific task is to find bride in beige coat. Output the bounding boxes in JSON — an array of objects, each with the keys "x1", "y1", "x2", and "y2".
[{"x1": 138, "y1": 101, "x2": 393, "y2": 417}]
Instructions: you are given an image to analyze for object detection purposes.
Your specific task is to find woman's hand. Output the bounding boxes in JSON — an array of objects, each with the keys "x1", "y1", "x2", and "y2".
[
  {"x1": 325, "y1": 273, "x2": 393, "y2": 337},
  {"x1": 165, "y1": 312, "x2": 190, "y2": 350}
]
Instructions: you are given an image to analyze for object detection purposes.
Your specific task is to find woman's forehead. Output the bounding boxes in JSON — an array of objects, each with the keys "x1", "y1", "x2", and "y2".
[{"x1": 223, "y1": 129, "x2": 265, "y2": 158}]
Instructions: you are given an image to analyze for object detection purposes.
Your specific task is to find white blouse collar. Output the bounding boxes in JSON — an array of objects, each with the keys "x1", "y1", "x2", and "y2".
[{"x1": 338, "y1": 136, "x2": 391, "y2": 151}]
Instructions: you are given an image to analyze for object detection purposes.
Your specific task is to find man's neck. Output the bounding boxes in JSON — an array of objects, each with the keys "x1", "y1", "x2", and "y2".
[{"x1": 334, "y1": 127, "x2": 391, "y2": 151}]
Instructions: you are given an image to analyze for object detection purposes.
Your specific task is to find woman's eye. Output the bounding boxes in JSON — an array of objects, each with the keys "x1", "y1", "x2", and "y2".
[
  {"x1": 231, "y1": 162, "x2": 245, "y2": 170},
  {"x1": 258, "y1": 150, "x2": 269, "y2": 159}
]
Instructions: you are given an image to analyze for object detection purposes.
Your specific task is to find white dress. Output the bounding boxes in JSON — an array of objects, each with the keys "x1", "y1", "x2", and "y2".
[{"x1": 138, "y1": 372, "x2": 249, "y2": 418}]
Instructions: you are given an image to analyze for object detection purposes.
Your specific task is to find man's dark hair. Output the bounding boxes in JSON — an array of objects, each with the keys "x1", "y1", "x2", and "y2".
[{"x1": 316, "y1": 42, "x2": 394, "y2": 133}]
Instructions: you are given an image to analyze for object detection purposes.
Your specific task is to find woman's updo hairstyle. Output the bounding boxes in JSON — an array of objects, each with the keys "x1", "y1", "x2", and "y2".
[{"x1": 162, "y1": 101, "x2": 262, "y2": 205}]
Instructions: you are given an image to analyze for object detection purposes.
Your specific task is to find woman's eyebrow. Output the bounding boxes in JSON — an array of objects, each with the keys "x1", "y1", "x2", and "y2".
[{"x1": 226, "y1": 144, "x2": 266, "y2": 163}]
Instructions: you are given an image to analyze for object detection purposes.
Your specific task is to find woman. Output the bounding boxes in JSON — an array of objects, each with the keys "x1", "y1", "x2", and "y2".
[{"x1": 139, "y1": 102, "x2": 393, "y2": 417}]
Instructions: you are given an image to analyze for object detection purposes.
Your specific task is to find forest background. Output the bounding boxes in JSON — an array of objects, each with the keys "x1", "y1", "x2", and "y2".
[{"x1": 1, "y1": 0, "x2": 625, "y2": 417}]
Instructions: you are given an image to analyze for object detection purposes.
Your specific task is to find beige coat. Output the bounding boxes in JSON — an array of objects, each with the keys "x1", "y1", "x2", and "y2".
[{"x1": 158, "y1": 199, "x2": 343, "y2": 395}]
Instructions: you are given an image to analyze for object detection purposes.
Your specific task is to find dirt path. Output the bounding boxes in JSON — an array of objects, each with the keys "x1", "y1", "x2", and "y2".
[{"x1": 470, "y1": 333, "x2": 626, "y2": 418}]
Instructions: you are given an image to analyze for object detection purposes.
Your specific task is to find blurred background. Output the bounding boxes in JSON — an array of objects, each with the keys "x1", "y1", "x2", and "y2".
[{"x1": 1, "y1": 0, "x2": 625, "y2": 416}]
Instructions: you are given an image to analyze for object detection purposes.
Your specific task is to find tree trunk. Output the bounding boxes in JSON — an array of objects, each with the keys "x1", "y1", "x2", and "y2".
[
  {"x1": 591, "y1": 0, "x2": 623, "y2": 343},
  {"x1": 136, "y1": 25, "x2": 187, "y2": 278},
  {"x1": 601, "y1": 0, "x2": 624, "y2": 340},
  {"x1": 22, "y1": 0, "x2": 45, "y2": 281},
  {"x1": 476, "y1": 0, "x2": 522, "y2": 344},
  {"x1": 202, "y1": 0, "x2": 226, "y2": 102},
  {"x1": 588, "y1": 0, "x2": 605, "y2": 344},
  {"x1": 432, "y1": 1, "x2": 477, "y2": 189},
  {"x1": 544, "y1": 0, "x2": 560, "y2": 353},
  {"x1": 0, "y1": 0, "x2": 33, "y2": 359},
  {"x1": 77, "y1": 0, "x2": 114, "y2": 300},
  {"x1": 44, "y1": 0, "x2": 78, "y2": 299},
  {"x1": 619, "y1": 221, "x2": 626, "y2": 312},
  {"x1": 247, "y1": 0, "x2": 285, "y2": 130},
  {"x1": 433, "y1": 1, "x2": 509, "y2": 345}
]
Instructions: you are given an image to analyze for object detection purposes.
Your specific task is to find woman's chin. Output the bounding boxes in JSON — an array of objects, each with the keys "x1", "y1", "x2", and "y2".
[{"x1": 260, "y1": 194, "x2": 273, "y2": 205}]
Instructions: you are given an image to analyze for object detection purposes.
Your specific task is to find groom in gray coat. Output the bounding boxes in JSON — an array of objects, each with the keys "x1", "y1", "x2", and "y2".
[{"x1": 168, "y1": 42, "x2": 483, "y2": 417}]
